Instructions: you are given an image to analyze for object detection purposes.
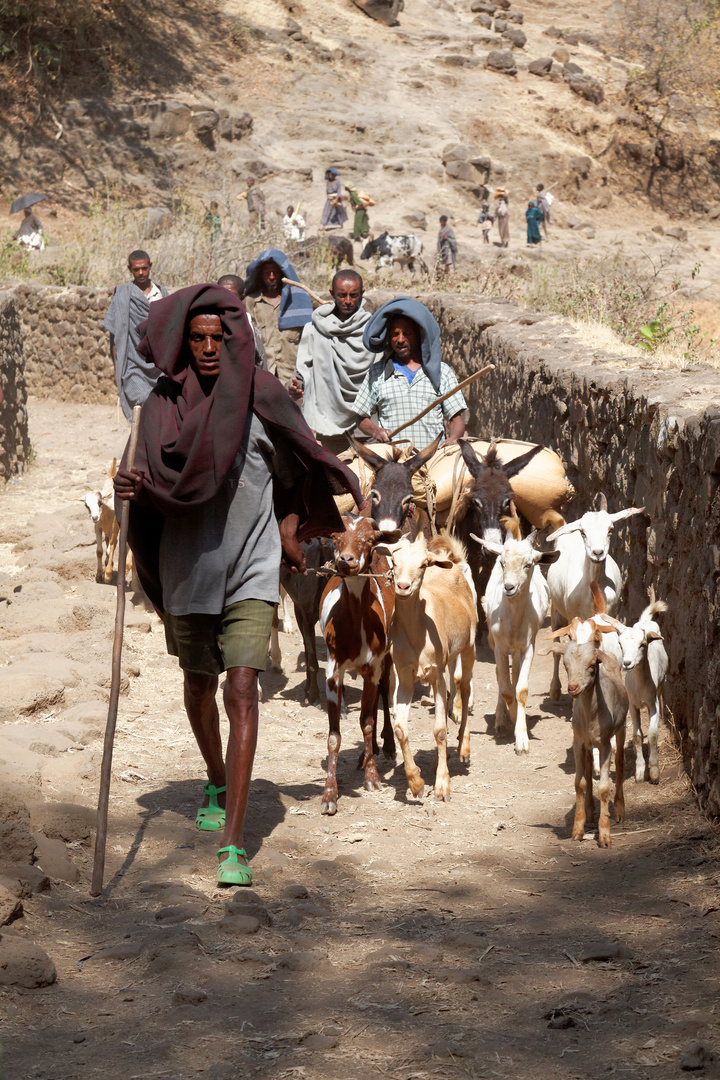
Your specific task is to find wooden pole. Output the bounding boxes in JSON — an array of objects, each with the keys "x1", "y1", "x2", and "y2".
[
  {"x1": 90, "y1": 405, "x2": 142, "y2": 897},
  {"x1": 281, "y1": 276, "x2": 328, "y2": 306},
  {"x1": 388, "y1": 364, "x2": 495, "y2": 439}
]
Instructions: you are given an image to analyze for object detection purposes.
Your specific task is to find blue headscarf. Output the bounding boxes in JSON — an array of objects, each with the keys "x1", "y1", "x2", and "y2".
[
  {"x1": 244, "y1": 248, "x2": 313, "y2": 331},
  {"x1": 362, "y1": 297, "x2": 442, "y2": 391}
]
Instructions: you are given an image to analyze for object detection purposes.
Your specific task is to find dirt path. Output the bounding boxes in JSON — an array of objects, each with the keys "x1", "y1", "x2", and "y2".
[{"x1": 0, "y1": 399, "x2": 718, "y2": 1080}]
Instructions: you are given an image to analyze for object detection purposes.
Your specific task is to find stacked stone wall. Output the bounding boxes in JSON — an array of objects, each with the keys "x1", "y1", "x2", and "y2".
[
  {"x1": 0, "y1": 292, "x2": 30, "y2": 483},
  {"x1": 10, "y1": 283, "x2": 115, "y2": 403}
]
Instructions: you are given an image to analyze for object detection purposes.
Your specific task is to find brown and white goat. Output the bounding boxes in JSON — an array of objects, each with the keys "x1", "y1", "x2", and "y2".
[
  {"x1": 377, "y1": 532, "x2": 477, "y2": 800},
  {"x1": 549, "y1": 623, "x2": 629, "y2": 847},
  {"x1": 319, "y1": 516, "x2": 396, "y2": 815}
]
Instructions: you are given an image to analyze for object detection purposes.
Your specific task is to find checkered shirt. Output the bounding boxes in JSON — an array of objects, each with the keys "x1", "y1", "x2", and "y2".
[{"x1": 353, "y1": 358, "x2": 467, "y2": 450}]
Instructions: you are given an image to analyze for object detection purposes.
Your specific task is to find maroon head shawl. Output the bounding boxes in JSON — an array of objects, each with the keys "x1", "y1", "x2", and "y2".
[{"x1": 119, "y1": 283, "x2": 362, "y2": 611}]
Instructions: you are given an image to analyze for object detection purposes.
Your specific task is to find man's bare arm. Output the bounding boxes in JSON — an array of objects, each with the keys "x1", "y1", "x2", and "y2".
[
  {"x1": 358, "y1": 417, "x2": 391, "y2": 443},
  {"x1": 443, "y1": 413, "x2": 466, "y2": 446}
]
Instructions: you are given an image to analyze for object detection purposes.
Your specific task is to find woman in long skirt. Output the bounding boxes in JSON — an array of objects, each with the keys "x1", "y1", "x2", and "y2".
[
  {"x1": 320, "y1": 167, "x2": 348, "y2": 230},
  {"x1": 525, "y1": 201, "x2": 543, "y2": 245},
  {"x1": 495, "y1": 189, "x2": 510, "y2": 248}
]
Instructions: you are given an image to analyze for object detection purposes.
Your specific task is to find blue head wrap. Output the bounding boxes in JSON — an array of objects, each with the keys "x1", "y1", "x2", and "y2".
[
  {"x1": 362, "y1": 297, "x2": 442, "y2": 391},
  {"x1": 244, "y1": 248, "x2": 313, "y2": 331}
]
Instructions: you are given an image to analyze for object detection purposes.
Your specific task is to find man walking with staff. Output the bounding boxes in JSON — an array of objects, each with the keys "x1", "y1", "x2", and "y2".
[
  {"x1": 113, "y1": 284, "x2": 360, "y2": 887},
  {"x1": 353, "y1": 297, "x2": 468, "y2": 448}
]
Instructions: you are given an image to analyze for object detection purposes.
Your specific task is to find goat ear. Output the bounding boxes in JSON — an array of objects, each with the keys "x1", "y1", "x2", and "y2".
[
  {"x1": 538, "y1": 548, "x2": 561, "y2": 564},
  {"x1": 542, "y1": 640, "x2": 567, "y2": 657},
  {"x1": 427, "y1": 553, "x2": 454, "y2": 569},
  {"x1": 347, "y1": 436, "x2": 388, "y2": 473},
  {"x1": 407, "y1": 433, "x2": 443, "y2": 474},
  {"x1": 373, "y1": 543, "x2": 395, "y2": 559},
  {"x1": 469, "y1": 531, "x2": 502, "y2": 556},
  {"x1": 594, "y1": 491, "x2": 608, "y2": 512},
  {"x1": 376, "y1": 527, "x2": 402, "y2": 543},
  {"x1": 546, "y1": 623, "x2": 576, "y2": 640},
  {"x1": 501, "y1": 443, "x2": 544, "y2": 479},
  {"x1": 546, "y1": 519, "x2": 582, "y2": 542},
  {"x1": 609, "y1": 505, "x2": 645, "y2": 523},
  {"x1": 645, "y1": 630, "x2": 663, "y2": 642},
  {"x1": 458, "y1": 439, "x2": 485, "y2": 480},
  {"x1": 500, "y1": 514, "x2": 522, "y2": 542}
]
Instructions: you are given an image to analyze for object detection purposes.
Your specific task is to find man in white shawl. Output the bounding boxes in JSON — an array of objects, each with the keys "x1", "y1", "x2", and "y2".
[{"x1": 288, "y1": 270, "x2": 374, "y2": 454}]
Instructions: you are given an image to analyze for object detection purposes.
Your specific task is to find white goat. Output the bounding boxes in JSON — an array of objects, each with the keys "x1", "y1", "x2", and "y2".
[
  {"x1": 618, "y1": 600, "x2": 668, "y2": 784},
  {"x1": 83, "y1": 458, "x2": 133, "y2": 586},
  {"x1": 546, "y1": 492, "x2": 644, "y2": 700},
  {"x1": 478, "y1": 522, "x2": 560, "y2": 754},
  {"x1": 549, "y1": 624, "x2": 629, "y2": 847}
]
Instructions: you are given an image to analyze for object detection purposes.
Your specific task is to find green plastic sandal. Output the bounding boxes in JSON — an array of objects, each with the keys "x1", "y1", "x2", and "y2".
[
  {"x1": 195, "y1": 783, "x2": 226, "y2": 832},
  {"x1": 216, "y1": 845, "x2": 253, "y2": 887}
]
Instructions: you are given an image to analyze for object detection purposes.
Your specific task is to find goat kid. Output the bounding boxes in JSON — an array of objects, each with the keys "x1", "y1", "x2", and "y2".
[
  {"x1": 478, "y1": 520, "x2": 560, "y2": 753},
  {"x1": 546, "y1": 492, "x2": 644, "y2": 700},
  {"x1": 377, "y1": 533, "x2": 477, "y2": 800},
  {"x1": 319, "y1": 516, "x2": 396, "y2": 815},
  {"x1": 549, "y1": 625, "x2": 629, "y2": 847},
  {"x1": 618, "y1": 600, "x2": 668, "y2": 784}
]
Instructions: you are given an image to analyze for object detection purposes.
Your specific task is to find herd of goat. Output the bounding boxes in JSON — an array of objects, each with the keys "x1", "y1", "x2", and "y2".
[{"x1": 84, "y1": 437, "x2": 668, "y2": 849}]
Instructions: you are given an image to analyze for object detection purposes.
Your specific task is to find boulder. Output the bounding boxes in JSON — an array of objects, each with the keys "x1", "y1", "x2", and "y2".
[
  {"x1": 351, "y1": 0, "x2": 403, "y2": 24},
  {"x1": 218, "y1": 112, "x2": 253, "y2": 140},
  {"x1": 708, "y1": 205, "x2": 720, "y2": 220},
  {"x1": 445, "y1": 160, "x2": 476, "y2": 181},
  {"x1": 503, "y1": 26, "x2": 526, "y2": 47},
  {"x1": 529, "y1": 57, "x2": 553, "y2": 76},
  {"x1": 486, "y1": 49, "x2": 517, "y2": 74},
  {"x1": 0, "y1": 884, "x2": 22, "y2": 926},
  {"x1": 190, "y1": 109, "x2": 219, "y2": 138},
  {"x1": 470, "y1": 0, "x2": 497, "y2": 10},
  {"x1": 505, "y1": 10, "x2": 523, "y2": 21},
  {"x1": 553, "y1": 46, "x2": 570, "y2": 62},
  {"x1": 563, "y1": 61, "x2": 584, "y2": 76},
  {"x1": 544, "y1": 25, "x2": 563, "y2": 38},
  {"x1": 0, "y1": 929, "x2": 56, "y2": 988},
  {"x1": 0, "y1": 864, "x2": 50, "y2": 897},
  {"x1": 0, "y1": 789, "x2": 35, "y2": 865},
  {"x1": 29, "y1": 802, "x2": 96, "y2": 843},
  {"x1": 567, "y1": 75, "x2": 604, "y2": 104},
  {"x1": 569, "y1": 156, "x2": 592, "y2": 176},
  {"x1": 0, "y1": 668, "x2": 65, "y2": 723},
  {"x1": 402, "y1": 211, "x2": 428, "y2": 230},
  {"x1": 665, "y1": 226, "x2": 689, "y2": 241},
  {"x1": 136, "y1": 206, "x2": 172, "y2": 240},
  {"x1": 442, "y1": 143, "x2": 479, "y2": 163},
  {"x1": 33, "y1": 833, "x2": 79, "y2": 883},
  {"x1": 494, "y1": 17, "x2": 507, "y2": 31},
  {"x1": 474, "y1": 11, "x2": 492, "y2": 26},
  {"x1": 147, "y1": 101, "x2": 191, "y2": 139}
]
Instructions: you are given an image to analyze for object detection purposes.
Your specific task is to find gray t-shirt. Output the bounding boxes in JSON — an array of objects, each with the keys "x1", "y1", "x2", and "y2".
[{"x1": 159, "y1": 411, "x2": 281, "y2": 615}]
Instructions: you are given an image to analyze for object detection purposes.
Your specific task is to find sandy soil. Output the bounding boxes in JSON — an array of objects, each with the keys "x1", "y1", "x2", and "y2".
[{"x1": 0, "y1": 399, "x2": 719, "y2": 1079}]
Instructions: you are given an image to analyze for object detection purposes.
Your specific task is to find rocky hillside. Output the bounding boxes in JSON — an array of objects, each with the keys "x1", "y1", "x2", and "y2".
[{"x1": 2, "y1": 0, "x2": 720, "y2": 309}]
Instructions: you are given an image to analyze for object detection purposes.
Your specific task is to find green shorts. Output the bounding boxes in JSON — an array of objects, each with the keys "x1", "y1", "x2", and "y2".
[{"x1": 163, "y1": 599, "x2": 275, "y2": 675}]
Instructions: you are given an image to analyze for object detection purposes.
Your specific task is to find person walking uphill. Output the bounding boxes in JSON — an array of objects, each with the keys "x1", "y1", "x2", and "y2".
[
  {"x1": 289, "y1": 269, "x2": 375, "y2": 454},
  {"x1": 354, "y1": 297, "x2": 467, "y2": 449},
  {"x1": 243, "y1": 249, "x2": 313, "y2": 384},
  {"x1": 113, "y1": 284, "x2": 361, "y2": 888},
  {"x1": 526, "y1": 200, "x2": 543, "y2": 246},
  {"x1": 102, "y1": 250, "x2": 168, "y2": 421},
  {"x1": 320, "y1": 167, "x2": 348, "y2": 231},
  {"x1": 437, "y1": 216, "x2": 457, "y2": 276}
]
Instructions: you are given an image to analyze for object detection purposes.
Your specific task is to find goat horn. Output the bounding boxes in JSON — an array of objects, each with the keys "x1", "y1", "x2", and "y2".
[
  {"x1": 546, "y1": 520, "x2": 583, "y2": 542},
  {"x1": 609, "y1": 506, "x2": 645, "y2": 522}
]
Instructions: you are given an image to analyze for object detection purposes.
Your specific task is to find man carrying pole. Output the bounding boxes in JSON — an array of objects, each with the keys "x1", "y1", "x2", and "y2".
[
  {"x1": 113, "y1": 285, "x2": 360, "y2": 887},
  {"x1": 352, "y1": 297, "x2": 468, "y2": 448}
]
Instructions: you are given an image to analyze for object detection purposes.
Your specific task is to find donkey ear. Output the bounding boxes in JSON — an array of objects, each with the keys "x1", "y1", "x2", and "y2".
[
  {"x1": 407, "y1": 433, "x2": 443, "y2": 474},
  {"x1": 347, "y1": 436, "x2": 388, "y2": 473},
  {"x1": 501, "y1": 443, "x2": 544, "y2": 480},
  {"x1": 458, "y1": 439, "x2": 485, "y2": 480}
]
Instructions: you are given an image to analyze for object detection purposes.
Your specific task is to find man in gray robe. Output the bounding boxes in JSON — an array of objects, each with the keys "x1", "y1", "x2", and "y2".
[
  {"x1": 102, "y1": 249, "x2": 168, "y2": 420},
  {"x1": 288, "y1": 270, "x2": 374, "y2": 455}
]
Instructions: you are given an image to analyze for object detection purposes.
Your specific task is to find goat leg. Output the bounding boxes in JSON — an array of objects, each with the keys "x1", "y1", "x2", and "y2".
[
  {"x1": 379, "y1": 655, "x2": 396, "y2": 759},
  {"x1": 104, "y1": 519, "x2": 119, "y2": 584},
  {"x1": 321, "y1": 658, "x2": 342, "y2": 815},
  {"x1": 456, "y1": 644, "x2": 474, "y2": 763},
  {"x1": 358, "y1": 671, "x2": 382, "y2": 792},
  {"x1": 647, "y1": 696, "x2": 661, "y2": 785},
  {"x1": 432, "y1": 670, "x2": 451, "y2": 801},
  {"x1": 393, "y1": 668, "x2": 425, "y2": 798},
  {"x1": 630, "y1": 700, "x2": 645, "y2": 782},
  {"x1": 572, "y1": 736, "x2": 589, "y2": 841},
  {"x1": 613, "y1": 723, "x2": 626, "y2": 823},
  {"x1": 597, "y1": 739, "x2": 613, "y2": 847}
]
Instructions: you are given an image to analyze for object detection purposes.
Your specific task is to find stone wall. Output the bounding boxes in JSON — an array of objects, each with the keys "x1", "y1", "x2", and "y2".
[
  {"x1": 416, "y1": 293, "x2": 720, "y2": 817},
  {"x1": 0, "y1": 292, "x2": 30, "y2": 483},
  {"x1": 11, "y1": 283, "x2": 115, "y2": 403}
]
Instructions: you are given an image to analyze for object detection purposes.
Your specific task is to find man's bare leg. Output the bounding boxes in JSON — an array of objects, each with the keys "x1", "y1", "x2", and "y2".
[
  {"x1": 221, "y1": 666, "x2": 259, "y2": 851},
  {"x1": 184, "y1": 671, "x2": 225, "y2": 804}
]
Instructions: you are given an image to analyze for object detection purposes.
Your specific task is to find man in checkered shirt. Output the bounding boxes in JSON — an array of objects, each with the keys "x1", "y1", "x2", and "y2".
[{"x1": 353, "y1": 297, "x2": 467, "y2": 449}]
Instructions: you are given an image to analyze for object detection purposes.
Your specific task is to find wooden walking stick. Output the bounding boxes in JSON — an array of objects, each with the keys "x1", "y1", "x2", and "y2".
[
  {"x1": 388, "y1": 364, "x2": 495, "y2": 439},
  {"x1": 281, "y1": 276, "x2": 328, "y2": 306},
  {"x1": 91, "y1": 405, "x2": 142, "y2": 897}
]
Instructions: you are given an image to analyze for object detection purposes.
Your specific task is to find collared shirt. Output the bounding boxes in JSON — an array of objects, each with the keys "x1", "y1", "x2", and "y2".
[
  {"x1": 145, "y1": 282, "x2": 163, "y2": 303},
  {"x1": 354, "y1": 357, "x2": 467, "y2": 450},
  {"x1": 243, "y1": 293, "x2": 302, "y2": 384}
]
